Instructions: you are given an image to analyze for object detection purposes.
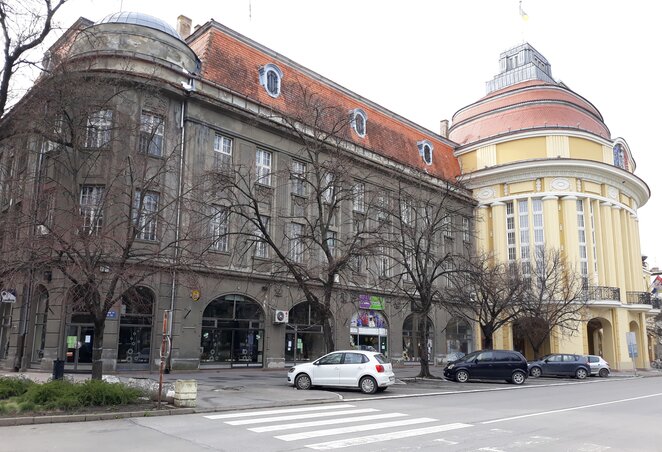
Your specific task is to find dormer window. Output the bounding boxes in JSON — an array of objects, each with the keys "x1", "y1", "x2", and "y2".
[
  {"x1": 350, "y1": 108, "x2": 367, "y2": 138},
  {"x1": 259, "y1": 63, "x2": 283, "y2": 98},
  {"x1": 417, "y1": 140, "x2": 434, "y2": 165}
]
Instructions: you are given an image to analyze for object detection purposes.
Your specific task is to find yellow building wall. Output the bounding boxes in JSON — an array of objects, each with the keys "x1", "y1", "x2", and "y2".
[
  {"x1": 459, "y1": 152, "x2": 477, "y2": 173},
  {"x1": 569, "y1": 137, "x2": 603, "y2": 161},
  {"x1": 496, "y1": 137, "x2": 546, "y2": 164}
]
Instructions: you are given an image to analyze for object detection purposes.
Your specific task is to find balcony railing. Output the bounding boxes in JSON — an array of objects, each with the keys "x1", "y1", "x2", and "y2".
[
  {"x1": 626, "y1": 291, "x2": 652, "y2": 305},
  {"x1": 584, "y1": 285, "x2": 621, "y2": 302}
]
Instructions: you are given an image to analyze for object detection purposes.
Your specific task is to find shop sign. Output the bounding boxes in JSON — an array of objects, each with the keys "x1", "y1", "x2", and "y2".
[
  {"x1": 359, "y1": 294, "x2": 384, "y2": 310},
  {"x1": 106, "y1": 310, "x2": 117, "y2": 319},
  {"x1": 0, "y1": 289, "x2": 16, "y2": 303}
]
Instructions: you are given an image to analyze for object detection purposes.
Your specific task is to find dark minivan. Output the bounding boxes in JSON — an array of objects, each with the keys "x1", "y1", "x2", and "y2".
[{"x1": 443, "y1": 350, "x2": 528, "y2": 385}]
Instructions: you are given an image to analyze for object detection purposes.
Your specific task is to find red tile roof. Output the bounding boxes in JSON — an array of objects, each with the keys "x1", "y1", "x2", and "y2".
[
  {"x1": 188, "y1": 22, "x2": 460, "y2": 181},
  {"x1": 450, "y1": 80, "x2": 610, "y2": 146}
]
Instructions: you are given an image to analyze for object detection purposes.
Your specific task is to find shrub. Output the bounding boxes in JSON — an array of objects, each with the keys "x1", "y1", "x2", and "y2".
[{"x1": 0, "y1": 377, "x2": 34, "y2": 400}]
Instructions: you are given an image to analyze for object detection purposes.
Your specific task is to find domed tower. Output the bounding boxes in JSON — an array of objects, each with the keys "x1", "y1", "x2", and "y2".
[{"x1": 450, "y1": 43, "x2": 652, "y2": 369}]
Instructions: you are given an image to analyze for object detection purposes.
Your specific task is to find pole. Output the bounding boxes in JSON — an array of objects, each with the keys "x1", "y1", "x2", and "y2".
[{"x1": 158, "y1": 310, "x2": 171, "y2": 408}]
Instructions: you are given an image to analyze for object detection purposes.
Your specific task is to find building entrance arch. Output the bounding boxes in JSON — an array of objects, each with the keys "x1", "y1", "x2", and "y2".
[
  {"x1": 350, "y1": 310, "x2": 389, "y2": 356},
  {"x1": 587, "y1": 317, "x2": 614, "y2": 365},
  {"x1": 200, "y1": 294, "x2": 264, "y2": 368},
  {"x1": 446, "y1": 317, "x2": 474, "y2": 355},
  {"x1": 629, "y1": 320, "x2": 644, "y2": 368}
]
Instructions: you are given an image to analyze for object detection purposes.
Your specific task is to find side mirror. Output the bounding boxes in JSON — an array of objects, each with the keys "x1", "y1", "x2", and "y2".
[
  {"x1": 313, "y1": 361, "x2": 320, "y2": 366},
  {"x1": 544, "y1": 359, "x2": 549, "y2": 363}
]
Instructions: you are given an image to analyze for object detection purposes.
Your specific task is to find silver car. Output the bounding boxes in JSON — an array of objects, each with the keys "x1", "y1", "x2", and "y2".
[{"x1": 586, "y1": 355, "x2": 610, "y2": 377}]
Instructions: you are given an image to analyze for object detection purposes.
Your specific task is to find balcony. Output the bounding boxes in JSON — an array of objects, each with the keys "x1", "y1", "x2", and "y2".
[
  {"x1": 584, "y1": 285, "x2": 621, "y2": 302},
  {"x1": 626, "y1": 291, "x2": 652, "y2": 305}
]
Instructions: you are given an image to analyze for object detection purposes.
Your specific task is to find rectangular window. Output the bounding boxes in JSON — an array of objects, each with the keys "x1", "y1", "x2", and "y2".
[
  {"x1": 325, "y1": 230, "x2": 337, "y2": 258},
  {"x1": 255, "y1": 149, "x2": 272, "y2": 186},
  {"x1": 86, "y1": 110, "x2": 112, "y2": 148},
  {"x1": 442, "y1": 215, "x2": 452, "y2": 237},
  {"x1": 519, "y1": 200, "x2": 530, "y2": 274},
  {"x1": 352, "y1": 182, "x2": 365, "y2": 213},
  {"x1": 400, "y1": 198, "x2": 412, "y2": 225},
  {"x1": 378, "y1": 247, "x2": 390, "y2": 278},
  {"x1": 291, "y1": 161, "x2": 306, "y2": 196},
  {"x1": 462, "y1": 217, "x2": 470, "y2": 242},
  {"x1": 506, "y1": 201, "x2": 516, "y2": 262},
  {"x1": 80, "y1": 185, "x2": 104, "y2": 235},
  {"x1": 139, "y1": 112, "x2": 164, "y2": 156},
  {"x1": 133, "y1": 190, "x2": 159, "y2": 241},
  {"x1": 532, "y1": 198, "x2": 545, "y2": 263},
  {"x1": 589, "y1": 201, "x2": 598, "y2": 280},
  {"x1": 210, "y1": 206, "x2": 229, "y2": 252},
  {"x1": 289, "y1": 222, "x2": 304, "y2": 263},
  {"x1": 322, "y1": 173, "x2": 335, "y2": 204},
  {"x1": 254, "y1": 215, "x2": 270, "y2": 258},
  {"x1": 377, "y1": 192, "x2": 389, "y2": 221},
  {"x1": 213, "y1": 134, "x2": 233, "y2": 170}
]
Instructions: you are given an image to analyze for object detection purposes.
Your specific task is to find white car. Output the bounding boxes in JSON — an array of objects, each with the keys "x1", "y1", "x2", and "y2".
[
  {"x1": 586, "y1": 355, "x2": 610, "y2": 377},
  {"x1": 288, "y1": 350, "x2": 395, "y2": 394}
]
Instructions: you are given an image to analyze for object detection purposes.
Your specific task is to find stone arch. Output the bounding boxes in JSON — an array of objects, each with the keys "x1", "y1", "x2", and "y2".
[
  {"x1": 587, "y1": 317, "x2": 615, "y2": 366},
  {"x1": 446, "y1": 317, "x2": 474, "y2": 355},
  {"x1": 629, "y1": 320, "x2": 644, "y2": 368},
  {"x1": 200, "y1": 294, "x2": 265, "y2": 367},
  {"x1": 402, "y1": 314, "x2": 434, "y2": 362}
]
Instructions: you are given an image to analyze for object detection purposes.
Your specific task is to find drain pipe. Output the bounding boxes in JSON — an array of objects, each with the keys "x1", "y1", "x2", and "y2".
[{"x1": 166, "y1": 82, "x2": 192, "y2": 372}]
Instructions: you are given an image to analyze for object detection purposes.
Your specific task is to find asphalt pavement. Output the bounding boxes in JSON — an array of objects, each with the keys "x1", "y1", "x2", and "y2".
[{"x1": 1, "y1": 363, "x2": 660, "y2": 426}]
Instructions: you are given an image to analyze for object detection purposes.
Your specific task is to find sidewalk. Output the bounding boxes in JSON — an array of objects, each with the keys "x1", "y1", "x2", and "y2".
[{"x1": 1, "y1": 364, "x2": 660, "y2": 426}]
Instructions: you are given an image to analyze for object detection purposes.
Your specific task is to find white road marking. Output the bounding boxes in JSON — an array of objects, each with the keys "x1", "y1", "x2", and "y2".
[
  {"x1": 434, "y1": 438, "x2": 459, "y2": 445},
  {"x1": 305, "y1": 423, "x2": 473, "y2": 450},
  {"x1": 275, "y1": 417, "x2": 437, "y2": 441},
  {"x1": 481, "y1": 392, "x2": 662, "y2": 424},
  {"x1": 249, "y1": 412, "x2": 408, "y2": 433},
  {"x1": 226, "y1": 408, "x2": 379, "y2": 425},
  {"x1": 204, "y1": 403, "x2": 356, "y2": 420},
  {"x1": 477, "y1": 448, "x2": 505, "y2": 452}
]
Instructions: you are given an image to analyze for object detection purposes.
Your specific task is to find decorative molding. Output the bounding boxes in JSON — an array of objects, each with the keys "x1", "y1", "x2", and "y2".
[
  {"x1": 551, "y1": 178, "x2": 570, "y2": 191},
  {"x1": 477, "y1": 187, "x2": 496, "y2": 201},
  {"x1": 607, "y1": 186, "x2": 619, "y2": 200},
  {"x1": 561, "y1": 195, "x2": 578, "y2": 201},
  {"x1": 542, "y1": 195, "x2": 558, "y2": 201},
  {"x1": 536, "y1": 179, "x2": 541, "y2": 191}
]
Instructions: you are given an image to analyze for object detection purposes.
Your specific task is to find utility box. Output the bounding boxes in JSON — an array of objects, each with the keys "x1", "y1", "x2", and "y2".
[{"x1": 174, "y1": 379, "x2": 197, "y2": 408}]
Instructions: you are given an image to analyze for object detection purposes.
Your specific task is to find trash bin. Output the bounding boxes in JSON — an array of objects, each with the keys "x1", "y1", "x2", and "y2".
[{"x1": 52, "y1": 359, "x2": 65, "y2": 380}]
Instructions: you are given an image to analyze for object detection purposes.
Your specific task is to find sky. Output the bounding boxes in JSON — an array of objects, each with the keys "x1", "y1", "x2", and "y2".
[{"x1": 48, "y1": 0, "x2": 661, "y2": 269}]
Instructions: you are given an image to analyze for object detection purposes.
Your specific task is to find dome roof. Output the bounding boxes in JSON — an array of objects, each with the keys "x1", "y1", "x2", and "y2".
[
  {"x1": 449, "y1": 80, "x2": 611, "y2": 147},
  {"x1": 97, "y1": 12, "x2": 181, "y2": 41}
]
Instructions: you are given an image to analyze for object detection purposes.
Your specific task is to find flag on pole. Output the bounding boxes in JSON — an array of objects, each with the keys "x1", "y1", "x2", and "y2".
[
  {"x1": 652, "y1": 275, "x2": 662, "y2": 294},
  {"x1": 519, "y1": 1, "x2": 529, "y2": 21}
]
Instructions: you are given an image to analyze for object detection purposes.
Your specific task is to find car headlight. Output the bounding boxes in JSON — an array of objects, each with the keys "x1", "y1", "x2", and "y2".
[
  {"x1": 288, "y1": 367, "x2": 295, "y2": 373},
  {"x1": 447, "y1": 364, "x2": 455, "y2": 370}
]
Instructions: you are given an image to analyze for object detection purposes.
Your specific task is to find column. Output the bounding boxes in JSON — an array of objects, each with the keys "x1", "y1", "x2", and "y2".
[
  {"x1": 542, "y1": 195, "x2": 560, "y2": 248},
  {"x1": 476, "y1": 205, "x2": 490, "y2": 254},
  {"x1": 611, "y1": 205, "x2": 627, "y2": 297},
  {"x1": 620, "y1": 209, "x2": 634, "y2": 292},
  {"x1": 600, "y1": 202, "x2": 617, "y2": 287},
  {"x1": 490, "y1": 201, "x2": 507, "y2": 262},
  {"x1": 629, "y1": 214, "x2": 645, "y2": 291},
  {"x1": 591, "y1": 199, "x2": 606, "y2": 286},
  {"x1": 560, "y1": 196, "x2": 579, "y2": 264}
]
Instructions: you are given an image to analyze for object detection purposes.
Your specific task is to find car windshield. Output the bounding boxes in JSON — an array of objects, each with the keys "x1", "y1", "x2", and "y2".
[{"x1": 456, "y1": 351, "x2": 479, "y2": 362}]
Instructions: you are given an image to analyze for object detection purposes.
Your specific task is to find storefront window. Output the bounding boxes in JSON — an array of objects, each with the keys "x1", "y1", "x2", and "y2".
[
  {"x1": 285, "y1": 301, "x2": 325, "y2": 363},
  {"x1": 446, "y1": 317, "x2": 473, "y2": 354},
  {"x1": 0, "y1": 303, "x2": 11, "y2": 360},
  {"x1": 117, "y1": 287, "x2": 153, "y2": 367},
  {"x1": 350, "y1": 310, "x2": 389, "y2": 356},
  {"x1": 402, "y1": 314, "x2": 434, "y2": 361},
  {"x1": 200, "y1": 295, "x2": 264, "y2": 367}
]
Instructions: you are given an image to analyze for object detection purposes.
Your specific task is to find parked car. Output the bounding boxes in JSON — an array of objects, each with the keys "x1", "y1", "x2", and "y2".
[
  {"x1": 443, "y1": 350, "x2": 528, "y2": 385},
  {"x1": 445, "y1": 351, "x2": 466, "y2": 363},
  {"x1": 528, "y1": 354, "x2": 590, "y2": 379},
  {"x1": 586, "y1": 355, "x2": 610, "y2": 377},
  {"x1": 288, "y1": 350, "x2": 395, "y2": 394}
]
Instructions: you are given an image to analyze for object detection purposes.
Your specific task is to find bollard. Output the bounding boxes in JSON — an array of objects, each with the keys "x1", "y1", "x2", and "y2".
[{"x1": 174, "y1": 379, "x2": 197, "y2": 408}]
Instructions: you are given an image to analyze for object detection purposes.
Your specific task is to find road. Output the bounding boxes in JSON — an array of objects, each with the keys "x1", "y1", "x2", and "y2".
[{"x1": 3, "y1": 377, "x2": 661, "y2": 452}]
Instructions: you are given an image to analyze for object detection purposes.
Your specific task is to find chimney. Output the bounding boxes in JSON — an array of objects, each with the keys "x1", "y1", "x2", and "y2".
[
  {"x1": 177, "y1": 15, "x2": 192, "y2": 39},
  {"x1": 439, "y1": 119, "x2": 449, "y2": 138}
]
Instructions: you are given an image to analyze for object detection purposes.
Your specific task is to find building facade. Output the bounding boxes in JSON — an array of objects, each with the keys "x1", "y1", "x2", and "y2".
[
  {"x1": 0, "y1": 13, "x2": 474, "y2": 373},
  {"x1": 449, "y1": 43, "x2": 657, "y2": 369}
]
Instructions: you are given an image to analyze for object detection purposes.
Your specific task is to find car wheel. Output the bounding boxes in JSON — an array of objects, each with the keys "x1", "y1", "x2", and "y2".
[
  {"x1": 359, "y1": 376, "x2": 378, "y2": 394},
  {"x1": 511, "y1": 370, "x2": 526, "y2": 385},
  {"x1": 455, "y1": 369, "x2": 469, "y2": 383},
  {"x1": 598, "y1": 368, "x2": 610, "y2": 378},
  {"x1": 529, "y1": 366, "x2": 542, "y2": 378},
  {"x1": 295, "y1": 373, "x2": 312, "y2": 390},
  {"x1": 575, "y1": 368, "x2": 588, "y2": 380}
]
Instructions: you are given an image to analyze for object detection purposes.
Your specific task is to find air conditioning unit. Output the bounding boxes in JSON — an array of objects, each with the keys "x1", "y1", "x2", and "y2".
[{"x1": 274, "y1": 310, "x2": 289, "y2": 324}]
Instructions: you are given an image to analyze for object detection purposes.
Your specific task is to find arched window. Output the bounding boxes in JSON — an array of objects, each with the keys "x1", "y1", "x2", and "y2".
[
  {"x1": 351, "y1": 108, "x2": 367, "y2": 137},
  {"x1": 259, "y1": 63, "x2": 283, "y2": 98},
  {"x1": 417, "y1": 140, "x2": 434, "y2": 165}
]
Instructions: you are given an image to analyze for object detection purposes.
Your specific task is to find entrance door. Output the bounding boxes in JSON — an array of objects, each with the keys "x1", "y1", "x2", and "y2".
[{"x1": 65, "y1": 325, "x2": 94, "y2": 371}]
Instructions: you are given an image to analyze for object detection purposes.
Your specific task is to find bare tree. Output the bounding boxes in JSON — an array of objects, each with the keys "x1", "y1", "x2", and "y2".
[
  {"x1": 0, "y1": 0, "x2": 68, "y2": 117},
  {"x1": 442, "y1": 253, "x2": 528, "y2": 350},
  {"x1": 514, "y1": 248, "x2": 587, "y2": 359},
  {"x1": 211, "y1": 83, "x2": 379, "y2": 353},
  {"x1": 0, "y1": 65, "x2": 200, "y2": 379},
  {"x1": 383, "y1": 181, "x2": 472, "y2": 378}
]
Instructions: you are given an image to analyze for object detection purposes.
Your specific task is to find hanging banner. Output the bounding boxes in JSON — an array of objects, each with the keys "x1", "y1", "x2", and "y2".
[{"x1": 358, "y1": 294, "x2": 384, "y2": 310}]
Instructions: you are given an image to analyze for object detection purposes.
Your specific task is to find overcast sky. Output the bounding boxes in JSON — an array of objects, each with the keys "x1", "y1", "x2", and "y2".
[{"x1": 53, "y1": 0, "x2": 661, "y2": 271}]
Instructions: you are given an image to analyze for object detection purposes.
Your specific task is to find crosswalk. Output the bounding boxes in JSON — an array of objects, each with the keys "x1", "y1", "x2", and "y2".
[{"x1": 203, "y1": 403, "x2": 472, "y2": 450}]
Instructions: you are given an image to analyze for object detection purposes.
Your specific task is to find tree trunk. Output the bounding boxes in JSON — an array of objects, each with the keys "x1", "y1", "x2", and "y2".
[
  {"x1": 322, "y1": 317, "x2": 335, "y2": 353},
  {"x1": 481, "y1": 325, "x2": 494, "y2": 350},
  {"x1": 91, "y1": 319, "x2": 105, "y2": 380},
  {"x1": 416, "y1": 314, "x2": 433, "y2": 378}
]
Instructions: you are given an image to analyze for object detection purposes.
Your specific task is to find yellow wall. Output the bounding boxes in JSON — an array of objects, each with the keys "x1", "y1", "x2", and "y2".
[
  {"x1": 459, "y1": 152, "x2": 477, "y2": 173},
  {"x1": 569, "y1": 137, "x2": 603, "y2": 161},
  {"x1": 496, "y1": 137, "x2": 546, "y2": 164}
]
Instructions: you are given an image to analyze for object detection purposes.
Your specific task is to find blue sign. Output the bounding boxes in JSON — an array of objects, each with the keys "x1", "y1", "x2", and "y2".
[{"x1": 106, "y1": 310, "x2": 117, "y2": 319}]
